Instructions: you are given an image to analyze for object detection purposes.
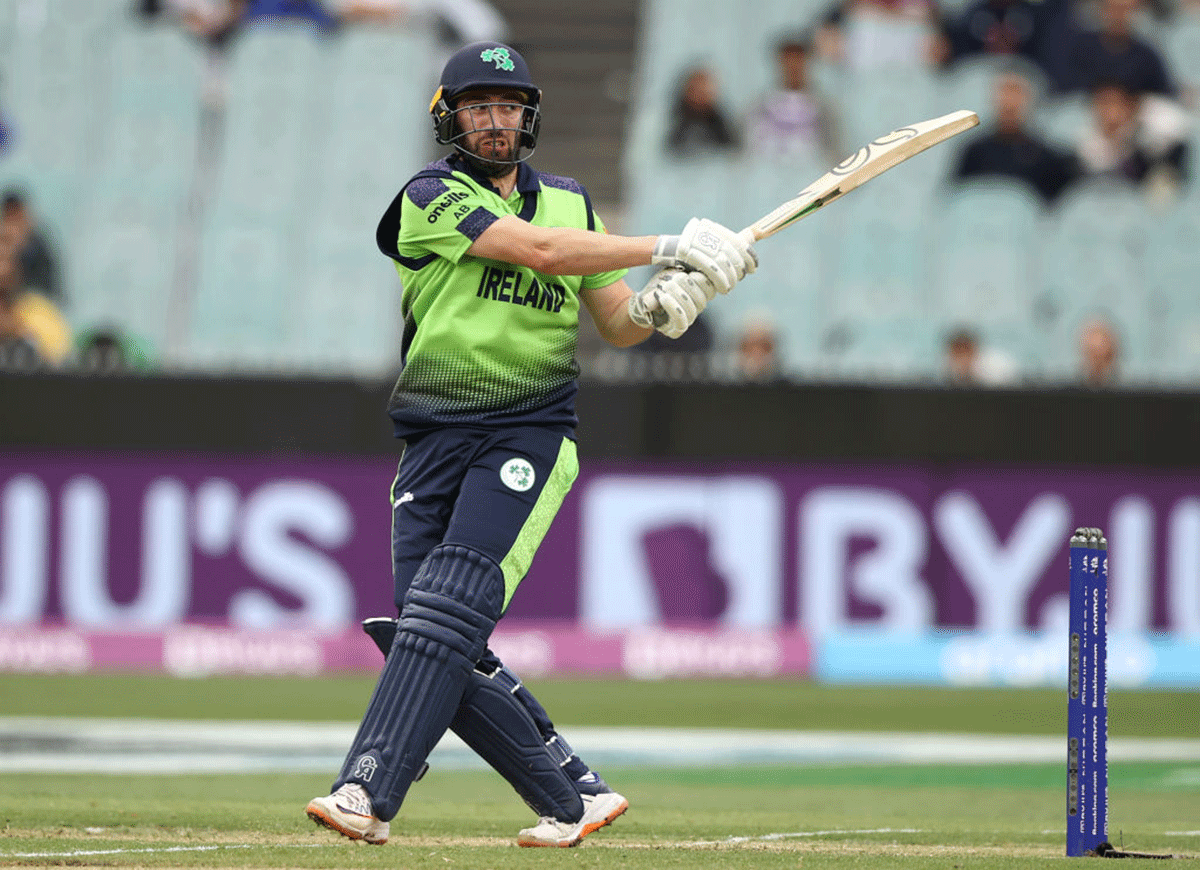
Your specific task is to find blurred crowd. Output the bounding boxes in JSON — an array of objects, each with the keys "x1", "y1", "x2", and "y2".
[
  {"x1": 0, "y1": 0, "x2": 508, "y2": 376},
  {"x1": 0, "y1": 187, "x2": 153, "y2": 373},
  {"x1": 136, "y1": 0, "x2": 507, "y2": 49},
  {"x1": 653, "y1": 0, "x2": 1196, "y2": 388},
  {"x1": 667, "y1": 0, "x2": 1192, "y2": 203},
  {"x1": 0, "y1": 0, "x2": 1189, "y2": 390}
]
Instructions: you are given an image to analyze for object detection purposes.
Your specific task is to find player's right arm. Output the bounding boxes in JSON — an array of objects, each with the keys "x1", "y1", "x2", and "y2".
[{"x1": 468, "y1": 215, "x2": 756, "y2": 293}]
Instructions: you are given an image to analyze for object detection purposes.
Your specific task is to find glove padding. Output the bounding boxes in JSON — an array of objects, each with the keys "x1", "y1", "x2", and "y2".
[
  {"x1": 628, "y1": 267, "x2": 716, "y2": 339},
  {"x1": 651, "y1": 218, "x2": 757, "y2": 295}
]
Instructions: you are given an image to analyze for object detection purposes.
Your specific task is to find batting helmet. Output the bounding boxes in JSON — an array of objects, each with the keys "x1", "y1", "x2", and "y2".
[{"x1": 430, "y1": 41, "x2": 542, "y2": 155}]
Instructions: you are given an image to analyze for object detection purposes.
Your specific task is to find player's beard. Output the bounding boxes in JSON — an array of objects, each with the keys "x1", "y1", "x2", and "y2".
[{"x1": 465, "y1": 130, "x2": 520, "y2": 177}]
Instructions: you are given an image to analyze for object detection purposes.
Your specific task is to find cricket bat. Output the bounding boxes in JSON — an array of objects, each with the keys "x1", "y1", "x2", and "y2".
[
  {"x1": 647, "y1": 109, "x2": 978, "y2": 328},
  {"x1": 740, "y1": 109, "x2": 979, "y2": 244}
]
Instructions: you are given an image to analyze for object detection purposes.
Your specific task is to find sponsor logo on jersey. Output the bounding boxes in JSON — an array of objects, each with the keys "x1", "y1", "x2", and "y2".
[
  {"x1": 500, "y1": 458, "x2": 536, "y2": 492},
  {"x1": 426, "y1": 190, "x2": 471, "y2": 223},
  {"x1": 476, "y1": 264, "x2": 565, "y2": 312}
]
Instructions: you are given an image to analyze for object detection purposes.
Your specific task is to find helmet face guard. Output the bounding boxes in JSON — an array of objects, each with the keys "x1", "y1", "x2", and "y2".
[
  {"x1": 430, "y1": 42, "x2": 542, "y2": 172},
  {"x1": 431, "y1": 90, "x2": 541, "y2": 152}
]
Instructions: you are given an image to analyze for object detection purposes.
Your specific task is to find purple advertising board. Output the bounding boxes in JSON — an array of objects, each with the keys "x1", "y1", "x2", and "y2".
[{"x1": 1, "y1": 449, "x2": 1198, "y2": 683}]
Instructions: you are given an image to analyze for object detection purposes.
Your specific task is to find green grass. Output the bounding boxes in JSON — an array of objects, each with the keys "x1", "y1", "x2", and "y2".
[
  {"x1": 1, "y1": 764, "x2": 1196, "y2": 868},
  {"x1": 2, "y1": 674, "x2": 1198, "y2": 736},
  {"x1": 0, "y1": 675, "x2": 1197, "y2": 867}
]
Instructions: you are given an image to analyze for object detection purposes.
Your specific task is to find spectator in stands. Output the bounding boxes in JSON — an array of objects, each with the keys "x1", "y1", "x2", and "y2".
[
  {"x1": 0, "y1": 253, "x2": 69, "y2": 367},
  {"x1": 74, "y1": 325, "x2": 157, "y2": 373},
  {"x1": 733, "y1": 311, "x2": 782, "y2": 382},
  {"x1": 1059, "y1": 0, "x2": 1176, "y2": 97},
  {"x1": 145, "y1": 0, "x2": 340, "y2": 44},
  {"x1": 0, "y1": 284, "x2": 44, "y2": 372},
  {"x1": 1073, "y1": 79, "x2": 1190, "y2": 199},
  {"x1": 316, "y1": 0, "x2": 511, "y2": 51},
  {"x1": 748, "y1": 34, "x2": 839, "y2": 162},
  {"x1": 237, "y1": 0, "x2": 341, "y2": 30},
  {"x1": 333, "y1": 0, "x2": 409, "y2": 25},
  {"x1": 665, "y1": 66, "x2": 740, "y2": 159},
  {"x1": 815, "y1": 0, "x2": 943, "y2": 72},
  {"x1": 935, "y1": 0, "x2": 1078, "y2": 89},
  {"x1": 1077, "y1": 316, "x2": 1120, "y2": 386},
  {"x1": 1, "y1": 189, "x2": 63, "y2": 305},
  {"x1": 950, "y1": 69, "x2": 1079, "y2": 205},
  {"x1": 141, "y1": 0, "x2": 244, "y2": 47},
  {"x1": 941, "y1": 325, "x2": 1019, "y2": 385}
]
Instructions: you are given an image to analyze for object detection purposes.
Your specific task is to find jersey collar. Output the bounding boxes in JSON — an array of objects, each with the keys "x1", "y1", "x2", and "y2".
[{"x1": 447, "y1": 153, "x2": 541, "y2": 196}]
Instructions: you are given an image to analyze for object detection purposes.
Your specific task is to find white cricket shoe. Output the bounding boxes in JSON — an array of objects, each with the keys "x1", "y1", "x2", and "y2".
[
  {"x1": 306, "y1": 783, "x2": 389, "y2": 844},
  {"x1": 516, "y1": 790, "x2": 629, "y2": 848}
]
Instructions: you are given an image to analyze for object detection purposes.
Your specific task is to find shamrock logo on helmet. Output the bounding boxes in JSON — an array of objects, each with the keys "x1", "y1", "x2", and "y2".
[{"x1": 480, "y1": 46, "x2": 515, "y2": 71}]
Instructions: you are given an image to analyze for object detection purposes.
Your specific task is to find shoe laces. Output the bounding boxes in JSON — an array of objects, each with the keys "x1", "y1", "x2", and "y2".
[{"x1": 334, "y1": 783, "x2": 375, "y2": 817}]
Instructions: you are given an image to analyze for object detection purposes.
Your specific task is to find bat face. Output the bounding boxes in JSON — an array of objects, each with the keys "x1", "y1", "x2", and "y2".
[
  {"x1": 830, "y1": 124, "x2": 922, "y2": 178},
  {"x1": 644, "y1": 110, "x2": 979, "y2": 332},
  {"x1": 748, "y1": 110, "x2": 979, "y2": 242}
]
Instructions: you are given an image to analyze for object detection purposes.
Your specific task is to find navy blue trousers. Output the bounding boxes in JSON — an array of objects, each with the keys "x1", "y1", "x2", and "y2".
[{"x1": 389, "y1": 424, "x2": 578, "y2": 609}]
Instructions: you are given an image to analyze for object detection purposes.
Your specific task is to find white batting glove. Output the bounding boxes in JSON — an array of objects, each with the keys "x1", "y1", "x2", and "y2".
[
  {"x1": 628, "y1": 267, "x2": 717, "y2": 339},
  {"x1": 651, "y1": 218, "x2": 757, "y2": 295}
]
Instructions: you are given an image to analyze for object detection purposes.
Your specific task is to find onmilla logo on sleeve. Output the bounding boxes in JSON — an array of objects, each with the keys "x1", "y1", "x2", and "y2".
[{"x1": 500, "y1": 458, "x2": 535, "y2": 492}]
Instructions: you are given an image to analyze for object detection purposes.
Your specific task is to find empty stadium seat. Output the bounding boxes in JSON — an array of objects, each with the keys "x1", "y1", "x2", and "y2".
[
  {"x1": 1033, "y1": 182, "x2": 1155, "y2": 380},
  {"x1": 1143, "y1": 201, "x2": 1200, "y2": 380},
  {"x1": 188, "y1": 218, "x2": 294, "y2": 366},
  {"x1": 69, "y1": 180, "x2": 181, "y2": 356},
  {"x1": 927, "y1": 181, "x2": 1045, "y2": 363},
  {"x1": 290, "y1": 226, "x2": 403, "y2": 374},
  {"x1": 98, "y1": 25, "x2": 205, "y2": 194},
  {"x1": 1162, "y1": 15, "x2": 1200, "y2": 92}
]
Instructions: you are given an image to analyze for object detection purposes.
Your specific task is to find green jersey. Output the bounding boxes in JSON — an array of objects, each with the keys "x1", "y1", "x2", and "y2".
[{"x1": 376, "y1": 155, "x2": 626, "y2": 438}]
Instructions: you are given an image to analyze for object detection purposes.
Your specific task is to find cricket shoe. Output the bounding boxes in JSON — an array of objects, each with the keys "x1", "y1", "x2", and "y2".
[
  {"x1": 516, "y1": 789, "x2": 629, "y2": 848},
  {"x1": 306, "y1": 783, "x2": 389, "y2": 844}
]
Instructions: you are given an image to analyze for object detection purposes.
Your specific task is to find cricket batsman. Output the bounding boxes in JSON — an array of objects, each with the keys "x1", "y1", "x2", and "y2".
[{"x1": 305, "y1": 40, "x2": 756, "y2": 847}]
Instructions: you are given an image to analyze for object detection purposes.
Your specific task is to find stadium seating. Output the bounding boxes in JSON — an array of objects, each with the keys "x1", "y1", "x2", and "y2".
[
  {"x1": 1162, "y1": 14, "x2": 1200, "y2": 94},
  {"x1": 624, "y1": 0, "x2": 1200, "y2": 386},
  {"x1": 1033, "y1": 182, "x2": 1155, "y2": 381},
  {"x1": 0, "y1": 0, "x2": 117, "y2": 241},
  {"x1": 1143, "y1": 201, "x2": 1200, "y2": 380},
  {"x1": 926, "y1": 180, "x2": 1045, "y2": 368},
  {"x1": 5, "y1": 0, "x2": 1200, "y2": 385},
  {"x1": 70, "y1": 179, "x2": 181, "y2": 356},
  {"x1": 184, "y1": 22, "x2": 428, "y2": 373}
]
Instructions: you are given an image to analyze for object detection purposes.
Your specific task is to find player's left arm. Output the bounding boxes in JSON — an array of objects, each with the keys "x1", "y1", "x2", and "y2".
[{"x1": 580, "y1": 279, "x2": 653, "y2": 348}]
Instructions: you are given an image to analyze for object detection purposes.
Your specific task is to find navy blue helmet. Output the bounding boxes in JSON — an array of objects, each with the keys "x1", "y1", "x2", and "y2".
[{"x1": 430, "y1": 41, "x2": 542, "y2": 156}]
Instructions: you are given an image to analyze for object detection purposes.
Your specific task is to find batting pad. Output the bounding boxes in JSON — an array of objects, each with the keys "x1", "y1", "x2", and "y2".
[
  {"x1": 361, "y1": 618, "x2": 586, "y2": 820},
  {"x1": 336, "y1": 544, "x2": 504, "y2": 821},
  {"x1": 453, "y1": 661, "x2": 585, "y2": 822}
]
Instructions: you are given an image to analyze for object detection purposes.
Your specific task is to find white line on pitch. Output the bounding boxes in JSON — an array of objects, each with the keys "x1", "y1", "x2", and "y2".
[
  {"x1": 679, "y1": 827, "x2": 924, "y2": 847},
  {"x1": 0, "y1": 829, "x2": 928, "y2": 859},
  {"x1": 0, "y1": 843, "x2": 332, "y2": 859}
]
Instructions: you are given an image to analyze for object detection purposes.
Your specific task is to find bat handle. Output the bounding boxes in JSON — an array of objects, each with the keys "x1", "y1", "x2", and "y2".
[{"x1": 738, "y1": 227, "x2": 759, "y2": 245}]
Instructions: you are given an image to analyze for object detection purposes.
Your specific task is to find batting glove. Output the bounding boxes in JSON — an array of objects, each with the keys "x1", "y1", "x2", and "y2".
[
  {"x1": 628, "y1": 267, "x2": 717, "y2": 339},
  {"x1": 651, "y1": 217, "x2": 757, "y2": 295}
]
